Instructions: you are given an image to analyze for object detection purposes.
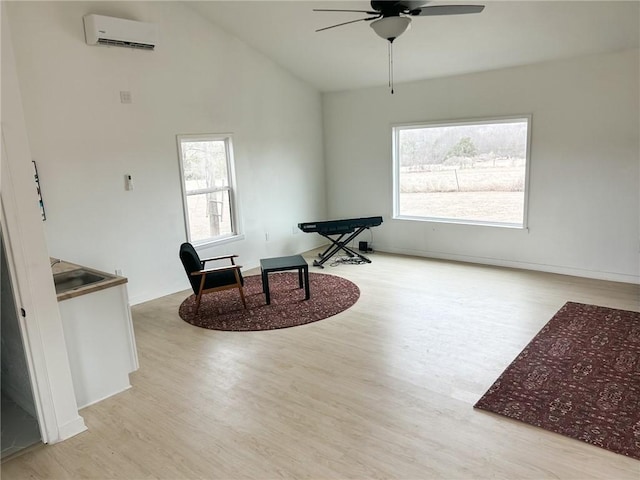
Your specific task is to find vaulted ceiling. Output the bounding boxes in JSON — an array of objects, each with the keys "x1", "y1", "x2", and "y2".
[{"x1": 188, "y1": 1, "x2": 640, "y2": 92}]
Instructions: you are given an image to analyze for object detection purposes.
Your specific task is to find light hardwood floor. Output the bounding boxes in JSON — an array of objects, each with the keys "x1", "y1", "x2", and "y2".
[{"x1": 3, "y1": 250, "x2": 639, "y2": 479}]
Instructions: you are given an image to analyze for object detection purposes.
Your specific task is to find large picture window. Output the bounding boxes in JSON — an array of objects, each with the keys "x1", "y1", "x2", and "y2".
[
  {"x1": 177, "y1": 134, "x2": 238, "y2": 244},
  {"x1": 393, "y1": 116, "x2": 531, "y2": 228}
]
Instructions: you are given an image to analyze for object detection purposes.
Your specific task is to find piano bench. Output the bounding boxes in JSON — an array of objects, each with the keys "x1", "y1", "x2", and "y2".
[{"x1": 260, "y1": 255, "x2": 310, "y2": 305}]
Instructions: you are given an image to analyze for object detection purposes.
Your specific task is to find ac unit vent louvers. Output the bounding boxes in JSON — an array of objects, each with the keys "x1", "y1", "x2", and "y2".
[{"x1": 96, "y1": 38, "x2": 155, "y2": 50}]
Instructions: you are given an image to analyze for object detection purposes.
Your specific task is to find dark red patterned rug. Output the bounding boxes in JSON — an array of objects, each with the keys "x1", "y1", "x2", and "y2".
[
  {"x1": 179, "y1": 272, "x2": 359, "y2": 331},
  {"x1": 474, "y1": 302, "x2": 640, "y2": 460}
]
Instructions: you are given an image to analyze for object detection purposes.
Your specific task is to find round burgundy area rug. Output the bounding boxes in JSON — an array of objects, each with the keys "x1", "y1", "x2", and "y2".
[{"x1": 178, "y1": 272, "x2": 359, "y2": 331}]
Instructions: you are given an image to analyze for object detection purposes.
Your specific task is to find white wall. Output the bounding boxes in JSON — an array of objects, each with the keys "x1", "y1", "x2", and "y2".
[
  {"x1": 6, "y1": 1, "x2": 326, "y2": 305},
  {"x1": 323, "y1": 50, "x2": 640, "y2": 284}
]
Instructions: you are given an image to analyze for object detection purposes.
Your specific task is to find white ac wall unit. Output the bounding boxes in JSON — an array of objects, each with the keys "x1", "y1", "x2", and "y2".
[{"x1": 83, "y1": 14, "x2": 158, "y2": 50}]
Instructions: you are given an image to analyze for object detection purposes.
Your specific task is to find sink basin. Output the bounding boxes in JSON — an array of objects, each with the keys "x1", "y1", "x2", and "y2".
[{"x1": 54, "y1": 269, "x2": 107, "y2": 294}]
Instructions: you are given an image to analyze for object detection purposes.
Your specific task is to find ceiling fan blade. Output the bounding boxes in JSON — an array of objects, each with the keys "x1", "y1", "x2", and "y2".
[
  {"x1": 412, "y1": 4, "x2": 485, "y2": 16},
  {"x1": 316, "y1": 16, "x2": 380, "y2": 32},
  {"x1": 313, "y1": 9, "x2": 379, "y2": 15}
]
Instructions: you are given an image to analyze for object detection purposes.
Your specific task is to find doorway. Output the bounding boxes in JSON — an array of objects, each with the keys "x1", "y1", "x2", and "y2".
[{"x1": 1, "y1": 234, "x2": 42, "y2": 459}]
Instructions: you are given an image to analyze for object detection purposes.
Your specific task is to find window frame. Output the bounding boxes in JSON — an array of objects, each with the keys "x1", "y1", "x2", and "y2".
[
  {"x1": 392, "y1": 115, "x2": 532, "y2": 229},
  {"x1": 176, "y1": 133, "x2": 242, "y2": 247}
]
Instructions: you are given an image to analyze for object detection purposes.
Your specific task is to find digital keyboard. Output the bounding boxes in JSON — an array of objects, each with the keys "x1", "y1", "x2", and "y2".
[
  {"x1": 298, "y1": 216, "x2": 383, "y2": 267},
  {"x1": 297, "y1": 216, "x2": 383, "y2": 235}
]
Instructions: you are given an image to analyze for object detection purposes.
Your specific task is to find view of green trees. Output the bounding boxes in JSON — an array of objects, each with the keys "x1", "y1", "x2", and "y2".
[
  {"x1": 446, "y1": 137, "x2": 478, "y2": 159},
  {"x1": 399, "y1": 121, "x2": 527, "y2": 168}
]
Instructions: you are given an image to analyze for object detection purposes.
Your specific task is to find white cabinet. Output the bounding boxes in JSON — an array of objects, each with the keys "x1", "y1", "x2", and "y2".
[{"x1": 58, "y1": 283, "x2": 138, "y2": 409}]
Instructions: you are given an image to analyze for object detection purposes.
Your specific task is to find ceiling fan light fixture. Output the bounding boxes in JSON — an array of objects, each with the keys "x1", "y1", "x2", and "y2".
[{"x1": 370, "y1": 16, "x2": 412, "y2": 41}]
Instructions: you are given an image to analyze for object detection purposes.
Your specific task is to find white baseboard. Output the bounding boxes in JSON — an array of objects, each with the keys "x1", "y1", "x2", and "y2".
[
  {"x1": 53, "y1": 415, "x2": 87, "y2": 443},
  {"x1": 77, "y1": 385, "x2": 132, "y2": 410},
  {"x1": 378, "y1": 246, "x2": 640, "y2": 285}
]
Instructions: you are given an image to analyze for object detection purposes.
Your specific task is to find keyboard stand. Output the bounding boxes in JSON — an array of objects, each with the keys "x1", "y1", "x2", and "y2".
[{"x1": 313, "y1": 227, "x2": 372, "y2": 268}]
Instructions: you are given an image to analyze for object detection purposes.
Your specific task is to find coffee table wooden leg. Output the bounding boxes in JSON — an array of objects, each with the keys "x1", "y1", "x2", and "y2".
[
  {"x1": 263, "y1": 271, "x2": 271, "y2": 305},
  {"x1": 303, "y1": 266, "x2": 310, "y2": 300}
]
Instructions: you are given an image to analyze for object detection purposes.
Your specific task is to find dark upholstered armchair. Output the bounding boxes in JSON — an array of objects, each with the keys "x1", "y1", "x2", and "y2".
[{"x1": 179, "y1": 243, "x2": 246, "y2": 313}]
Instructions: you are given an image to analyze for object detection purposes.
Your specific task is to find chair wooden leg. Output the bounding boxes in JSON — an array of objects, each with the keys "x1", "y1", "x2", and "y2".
[
  {"x1": 195, "y1": 275, "x2": 206, "y2": 313},
  {"x1": 232, "y1": 270, "x2": 246, "y2": 309},
  {"x1": 238, "y1": 287, "x2": 246, "y2": 309},
  {"x1": 194, "y1": 292, "x2": 203, "y2": 313}
]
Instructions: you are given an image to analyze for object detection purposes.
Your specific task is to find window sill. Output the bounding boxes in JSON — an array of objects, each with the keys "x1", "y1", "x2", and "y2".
[
  {"x1": 394, "y1": 215, "x2": 527, "y2": 230},
  {"x1": 192, "y1": 234, "x2": 245, "y2": 250}
]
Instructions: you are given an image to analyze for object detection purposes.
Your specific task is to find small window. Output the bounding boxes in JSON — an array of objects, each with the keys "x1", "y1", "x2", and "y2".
[
  {"x1": 393, "y1": 116, "x2": 531, "y2": 228},
  {"x1": 177, "y1": 134, "x2": 239, "y2": 245}
]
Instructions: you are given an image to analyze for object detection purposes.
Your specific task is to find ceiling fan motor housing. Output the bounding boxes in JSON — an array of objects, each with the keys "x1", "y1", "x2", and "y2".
[{"x1": 371, "y1": 1, "x2": 427, "y2": 16}]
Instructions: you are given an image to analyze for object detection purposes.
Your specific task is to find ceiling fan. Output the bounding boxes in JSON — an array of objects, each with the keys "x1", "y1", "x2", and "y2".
[{"x1": 314, "y1": 1, "x2": 485, "y2": 93}]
